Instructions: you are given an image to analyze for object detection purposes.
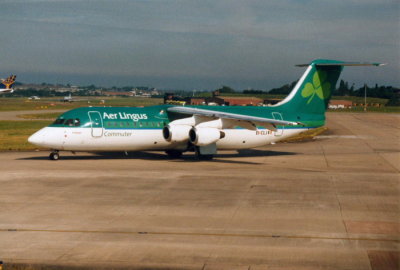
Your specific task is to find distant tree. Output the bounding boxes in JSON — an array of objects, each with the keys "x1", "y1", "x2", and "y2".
[
  {"x1": 386, "y1": 94, "x2": 400, "y2": 106},
  {"x1": 217, "y1": 85, "x2": 235, "y2": 93},
  {"x1": 122, "y1": 86, "x2": 133, "y2": 91},
  {"x1": 353, "y1": 84, "x2": 398, "y2": 99},
  {"x1": 268, "y1": 81, "x2": 297, "y2": 95},
  {"x1": 243, "y1": 90, "x2": 264, "y2": 94},
  {"x1": 334, "y1": 80, "x2": 352, "y2": 96}
]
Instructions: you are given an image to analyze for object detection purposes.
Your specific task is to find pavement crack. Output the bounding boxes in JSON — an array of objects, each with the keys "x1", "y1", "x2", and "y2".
[{"x1": 0, "y1": 228, "x2": 398, "y2": 243}]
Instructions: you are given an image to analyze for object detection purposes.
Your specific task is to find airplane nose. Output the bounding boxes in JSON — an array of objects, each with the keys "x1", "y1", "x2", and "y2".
[
  {"x1": 28, "y1": 128, "x2": 45, "y2": 146},
  {"x1": 28, "y1": 127, "x2": 64, "y2": 149},
  {"x1": 28, "y1": 133, "x2": 39, "y2": 144}
]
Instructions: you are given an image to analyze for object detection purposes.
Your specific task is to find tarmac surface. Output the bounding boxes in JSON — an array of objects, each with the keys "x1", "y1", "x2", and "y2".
[{"x1": 0, "y1": 112, "x2": 399, "y2": 270}]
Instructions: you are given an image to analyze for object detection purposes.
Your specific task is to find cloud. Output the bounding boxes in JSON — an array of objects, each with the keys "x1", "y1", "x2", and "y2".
[{"x1": 0, "y1": 0, "x2": 398, "y2": 89}]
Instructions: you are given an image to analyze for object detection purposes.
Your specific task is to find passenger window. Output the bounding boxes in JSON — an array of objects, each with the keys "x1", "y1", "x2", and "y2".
[{"x1": 74, "y1": 119, "x2": 80, "y2": 127}]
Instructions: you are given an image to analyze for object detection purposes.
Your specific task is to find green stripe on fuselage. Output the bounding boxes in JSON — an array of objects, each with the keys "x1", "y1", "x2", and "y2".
[{"x1": 49, "y1": 104, "x2": 326, "y2": 130}]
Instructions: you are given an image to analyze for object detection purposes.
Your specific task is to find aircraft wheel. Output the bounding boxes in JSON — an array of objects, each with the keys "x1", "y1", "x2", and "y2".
[
  {"x1": 165, "y1": 150, "x2": 183, "y2": 159},
  {"x1": 197, "y1": 154, "x2": 214, "y2": 160},
  {"x1": 49, "y1": 152, "x2": 60, "y2": 160}
]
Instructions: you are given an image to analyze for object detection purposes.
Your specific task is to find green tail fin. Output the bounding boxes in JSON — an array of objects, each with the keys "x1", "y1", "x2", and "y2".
[{"x1": 275, "y1": 59, "x2": 383, "y2": 121}]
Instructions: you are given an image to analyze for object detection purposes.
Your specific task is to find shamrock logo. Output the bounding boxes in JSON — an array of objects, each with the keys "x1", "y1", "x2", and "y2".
[{"x1": 301, "y1": 71, "x2": 331, "y2": 104}]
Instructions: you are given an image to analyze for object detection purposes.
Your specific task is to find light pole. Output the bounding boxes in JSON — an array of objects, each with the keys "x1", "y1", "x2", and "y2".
[{"x1": 364, "y1": 84, "x2": 367, "y2": 112}]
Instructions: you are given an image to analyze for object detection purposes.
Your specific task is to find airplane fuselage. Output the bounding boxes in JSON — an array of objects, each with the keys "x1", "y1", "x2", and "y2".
[
  {"x1": 28, "y1": 105, "x2": 313, "y2": 152},
  {"x1": 0, "y1": 88, "x2": 14, "y2": 94}
]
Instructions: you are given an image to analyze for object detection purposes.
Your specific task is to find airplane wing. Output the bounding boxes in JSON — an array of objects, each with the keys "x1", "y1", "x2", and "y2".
[{"x1": 167, "y1": 106, "x2": 302, "y2": 131}]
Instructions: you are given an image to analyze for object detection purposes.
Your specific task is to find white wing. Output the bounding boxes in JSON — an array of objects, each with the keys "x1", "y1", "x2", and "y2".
[{"x1": 167, "y1": 106, "x2": 302, "y2": 131}]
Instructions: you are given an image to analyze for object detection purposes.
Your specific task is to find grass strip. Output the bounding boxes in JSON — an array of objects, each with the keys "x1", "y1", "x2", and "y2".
[
  {"x1": 17, "y1": 112, "x2": 62, "y2": 120},
  {"x1": 0, "y1": 121, "x2": 52, "y2": 151}
]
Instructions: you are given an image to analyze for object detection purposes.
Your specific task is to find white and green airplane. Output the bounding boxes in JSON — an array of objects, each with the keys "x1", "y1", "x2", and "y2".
[{"x1": 28, "y1": 59, "x2": 382, "y2": 160}]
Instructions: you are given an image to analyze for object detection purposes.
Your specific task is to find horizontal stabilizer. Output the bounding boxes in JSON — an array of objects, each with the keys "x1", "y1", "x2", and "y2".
[{"x1": 296, "y1": 60, "x2": 385, "y2": 67}]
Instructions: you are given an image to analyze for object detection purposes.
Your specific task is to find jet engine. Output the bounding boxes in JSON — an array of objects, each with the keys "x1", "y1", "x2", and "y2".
[
  {"x1": 189, "y1": 127, "x2": 225, "y2": 146},
  {"x1": 162, "y1": 125, "x2": 192, "y2": 142}
]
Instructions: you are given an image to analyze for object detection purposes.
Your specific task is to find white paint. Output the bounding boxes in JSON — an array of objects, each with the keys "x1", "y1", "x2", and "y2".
[{"x1": 29, "y1": 127, "x2": 308, "y2": 152}]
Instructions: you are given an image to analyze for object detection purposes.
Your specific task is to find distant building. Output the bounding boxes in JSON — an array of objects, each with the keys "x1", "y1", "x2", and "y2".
[
  {"x1": 103, "y1": 91, "x2": 135, "y2": 97},
  {"x1": 150, "y1": 88, "x2": 160, "y2": 95},
  {"x1": 184, "y1": 97, "x2": 206, "y2": 105},
  {"x1": 264, "y1": 98, "x2": 283, "y2": 105},
  {"x1": 329, "y1": 100, "x2": 353, "y2": 109},
  {"x1": 353, "y1": 102, "x2": 382, "y2": 108},
  {"x1": 205, "y1": 96, "x2": 263, "y2": 106},
  {"x1": 164, "y1": 93, "x2": 186, "y2": 104},
  {"x1": 139, "y1": 92, "x2": 151, "y2": 98}
]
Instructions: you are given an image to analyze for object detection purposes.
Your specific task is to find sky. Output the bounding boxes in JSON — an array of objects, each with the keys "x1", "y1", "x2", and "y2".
[{"x1": 1, "y1": 0, "x2": 399, "y2": 90}]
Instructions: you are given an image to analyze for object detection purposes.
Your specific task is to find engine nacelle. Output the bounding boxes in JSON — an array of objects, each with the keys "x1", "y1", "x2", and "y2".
[
  {"x1": 162, "y1": 125, "x2": 192, "y2": 142},
  {"x1": 189, "y1": 127, "x2": 225, "y2": 146}
]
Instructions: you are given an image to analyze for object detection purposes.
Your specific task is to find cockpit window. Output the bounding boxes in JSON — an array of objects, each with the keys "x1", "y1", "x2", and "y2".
[
  {"x1": 65, "y1": 119, "x2": 74, "y2": 126},
  {"x1": 52, "y1": 118, "x2": 81, "y2": 127},
  {"x1": 53, "y1": 118, "x2": 65, "y2": 125}
]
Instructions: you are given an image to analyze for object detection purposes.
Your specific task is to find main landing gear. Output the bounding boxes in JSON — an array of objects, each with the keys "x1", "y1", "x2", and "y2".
[
  {"x1": 195, "y1": 148, "x2": 214, "y2": 160},
  {"x1": 165, "y1": 149, "x2": 214, "y2": 160},
  {"x1": 49, "y1": 150, "x2": 60, "y2": 160},
  {"x1": 165, "y1": 150, "x2": 183, "y2": 159},
  {"x1": 194, "y1": 145, "x2": 214, "y2": 160}
]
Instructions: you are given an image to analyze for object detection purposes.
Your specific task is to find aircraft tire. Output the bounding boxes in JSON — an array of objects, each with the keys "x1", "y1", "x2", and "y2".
[
  {"x1": 197, "y1": 154, "x2": 214, "y2": 160},
  {"x1": 49, "y1": 152, "x2": 59, "y2": 160},
  {"x1": 165, "y1": 150, "x2": 183, "y2": 159}
]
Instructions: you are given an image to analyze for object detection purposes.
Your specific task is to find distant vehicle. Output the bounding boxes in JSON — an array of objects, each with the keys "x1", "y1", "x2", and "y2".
[
  {"x1": 0, "y1": 75, "x2": 17, "y2": 94},
  {"x1": 28, "y1": 96, "x2": 41, "y2": 100},
  {"x1": 61, "y1": 93, "x2": 87, "y2": 103},
  {"x1": 28, "y1": 60, "x2": 383, "y2": 160},
  {"x1": 62, "y1": 93, "x2": 73, "y2": 102}
]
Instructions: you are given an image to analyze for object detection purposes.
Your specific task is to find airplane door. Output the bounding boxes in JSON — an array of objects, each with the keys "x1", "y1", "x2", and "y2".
[
  {"x1": 272, "y1": 112, "x2": 284, "y2": 137},
  {"x1": 88, "y1": 111, "x2": 103, "y2": 137}
]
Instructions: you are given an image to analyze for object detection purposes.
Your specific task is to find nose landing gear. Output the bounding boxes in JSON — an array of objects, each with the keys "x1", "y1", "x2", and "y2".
[{"x1": 49, "y1": 151, "x2": 60, "y2": 160}]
